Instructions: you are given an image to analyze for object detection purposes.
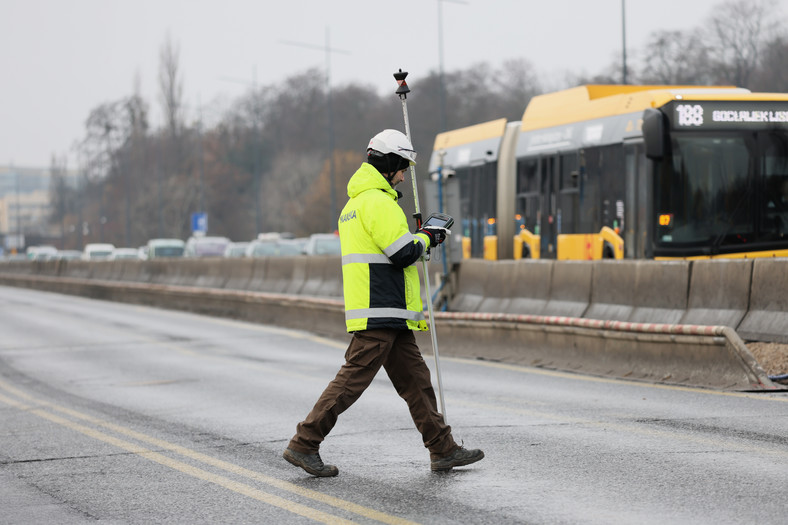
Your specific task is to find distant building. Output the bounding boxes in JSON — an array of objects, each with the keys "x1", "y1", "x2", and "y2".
[
  {"x1": 0, "y1": 164, "x2": 78, "y2": 250},
  {"x1": 0, "y1": 189, "x2": 53, "y2": 236}
]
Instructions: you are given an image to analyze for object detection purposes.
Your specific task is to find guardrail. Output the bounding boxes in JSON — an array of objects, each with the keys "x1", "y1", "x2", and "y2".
[{"x1": 0, "y1": 256, "x2": 781, "y2": 391}]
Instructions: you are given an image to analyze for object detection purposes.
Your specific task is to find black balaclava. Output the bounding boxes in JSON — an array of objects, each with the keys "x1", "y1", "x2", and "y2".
[{"x1": 367, "y1": 150, "x2": 410, "y2": 186}]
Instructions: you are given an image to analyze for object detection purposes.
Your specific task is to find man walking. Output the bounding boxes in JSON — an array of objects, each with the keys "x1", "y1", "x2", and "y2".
[{"x1": 283, "y1": 129, "x2": 484, "y2": 476}]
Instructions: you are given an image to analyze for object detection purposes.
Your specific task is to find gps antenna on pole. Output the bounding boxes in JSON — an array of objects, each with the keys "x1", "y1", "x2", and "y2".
[{"x1": 394, "y1": 68, "x2": 448, "y2": 422}]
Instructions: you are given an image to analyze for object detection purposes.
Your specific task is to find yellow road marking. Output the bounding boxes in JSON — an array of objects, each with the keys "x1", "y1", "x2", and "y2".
[{"x1": 0, "y1": 379, "x2": 419, "y2": 525}]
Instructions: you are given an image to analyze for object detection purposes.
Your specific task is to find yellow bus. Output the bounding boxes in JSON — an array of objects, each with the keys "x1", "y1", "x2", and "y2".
[{"x1": 428, "y1": 85, "x2": 788, "y2": 260}]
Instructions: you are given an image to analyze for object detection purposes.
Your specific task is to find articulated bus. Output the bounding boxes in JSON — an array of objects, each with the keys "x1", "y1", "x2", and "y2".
[{"x1": 427, "y1": 85, "x2": 788, "y2": 260}]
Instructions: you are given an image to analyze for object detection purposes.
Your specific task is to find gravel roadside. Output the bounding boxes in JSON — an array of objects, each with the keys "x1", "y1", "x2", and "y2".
[{"x1": 747, "y1": 342, "x2": 788, "y2": 383}]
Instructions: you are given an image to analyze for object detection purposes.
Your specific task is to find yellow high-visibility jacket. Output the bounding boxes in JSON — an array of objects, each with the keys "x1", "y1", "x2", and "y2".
[{"x1": 338, "y1": 163, "x2": 431, "y2": 332}]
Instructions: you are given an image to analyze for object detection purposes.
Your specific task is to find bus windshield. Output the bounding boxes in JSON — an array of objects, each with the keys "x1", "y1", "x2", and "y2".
[{"x1": 655, "y1": 130, "x2": 788, "y2": 255}]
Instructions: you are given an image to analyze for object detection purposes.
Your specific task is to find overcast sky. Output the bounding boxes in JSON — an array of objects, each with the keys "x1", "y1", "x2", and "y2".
[{"x1": 2, "y1": 0, "x2": 782, "y2": 168}]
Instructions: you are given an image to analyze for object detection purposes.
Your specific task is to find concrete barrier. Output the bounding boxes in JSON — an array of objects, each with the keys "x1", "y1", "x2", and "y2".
[
  {"x1": 175, "y1": 258, "x2": 225, "y2": 287},
  {"x1": 680, "y1": 259, "x2": 752, "y2": 328},
  {"x1": 246, "y1": 257, "x2": 307, "y2": 294},
  {"x1": 505, "y1": 259, "x2": 554, "y2": 315},
  {"x1": 107, "y1": 260, "x2": 126, "y2": 281},
  {"x1": 4, "y1": 256, "x2": 788, "y2": 378},
  {"x1": 61, "y1": 260, "x2": 92, "y2": 280},
  {"x1": 167, "y1": 258, "x2": 196, "y2": 287},
  {"x1": 245, "y1": 258, "x2": 270, "y2": 292},
  {"x1": 300, "y1": 256, "x2": 329, "y2": 297},
  {"x1": 135, "y1": 260, "x2": 155, "y2": 283},
  {"x1": 147, "y1": 259, "x2": 179, "y2": 285},
  {"x1": 36, "y1": 260, "x2": 61, "y2": 277},
  {"x1": 223, "y1": 258, "x2": 255, "y2": 290},
  {"x1": 192, "y1": 260, "x2": 230, "y2": 289},
  {"x1": 425, "y1": 313, "x2": 774, "y2": 391},
  {"x1": 285, "y1": 257, "x2": 308, "y2": 295},
  {"x1": 476, "y1": 260, "x2": 519, "y2": 313},
  {"x1": 91, "y1": 261, "x2": 115, "y2": 281},
  {"x1": 449, "y1": 259, "x2": 490, "y2": 312},
  {"x1": 0, "y1": 261, "x2": 33, "y2": 275},
  {"x1": 738, "y1": 258, "x2": 788, "y2": 343},
  {"x1": 628, "y1": 260, "x2": 689, "y2": 324},
  {"x1": 542, "y1": 260, "x2": 592, "y2": 318},
  {"x1": 313, "y1": 256, "x2": 343, "y2": 298},
  {"x1": 0, "y1": 270, "x2": 775, "y2": 391},
  {"x1": 585, "y1": 260, "x2": 637, "y2": 321},
  {"x1": 116, "y1": 260, "x2": 142, "y2": 282},
  {"x1": 320, "y1": 257, "x2": 343, "y2": 298}
]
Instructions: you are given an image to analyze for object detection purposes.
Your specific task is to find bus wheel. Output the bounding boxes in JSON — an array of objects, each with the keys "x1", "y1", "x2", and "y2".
[
  {"x1": 602, "y1": 242, "x2": 615, "y2": 259},
  {"x1": 522, "y1": 243, "x2": 531, "y2": 259}
]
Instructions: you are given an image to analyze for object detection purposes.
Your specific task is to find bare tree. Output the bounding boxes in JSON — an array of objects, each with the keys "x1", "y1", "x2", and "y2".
[
  {"x1": 158, "y1": 33, "x2": 184, "y2": 138},
  {"x1": 638, "y1": 30, "x2": 712, "y2": 85},
  {"x1": 705, "y1": 0, "x2": 779, "y2": 87},
  {"x1": 494, "y1": 58, "x2": 542, "y2": 120},
  {"x1": 751, "y1": 36, "x2": 788, "y2": 92},
  {"x1": 129, "y1": 70, "x2": 149, "y2": 138},
  {"x1": 48, "y1": 153, "x2": 74, "y2": 248}
]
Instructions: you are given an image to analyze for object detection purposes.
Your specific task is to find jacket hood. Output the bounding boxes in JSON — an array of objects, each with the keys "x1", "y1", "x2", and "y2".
[{"x1": 347, "y1": 163, "x2": 398, "y2": 201}]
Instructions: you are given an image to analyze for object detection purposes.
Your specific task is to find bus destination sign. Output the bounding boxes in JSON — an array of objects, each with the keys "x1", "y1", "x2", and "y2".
[{"x1": 669, "y1": 101, "x2": 788, "y2": 130}]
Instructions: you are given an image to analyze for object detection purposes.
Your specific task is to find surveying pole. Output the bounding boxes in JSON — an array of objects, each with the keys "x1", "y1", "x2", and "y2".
[{"x1": 394, "y1": 69, "x2": 448, "y2": 422}]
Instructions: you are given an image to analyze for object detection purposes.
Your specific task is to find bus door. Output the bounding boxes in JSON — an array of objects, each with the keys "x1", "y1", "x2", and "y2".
[
  {"x1": 539, "y1": 154, "x2": 559, "y2": 258},
  {"x1": 515, "y1": 156, "x2": 540, "y2": 257},
  {"x1": 558, "y1": 152, "x2": 580, "y2": 236},
  {"x1": 624, "y1": 142, "x2": 646, "y2": 258}
]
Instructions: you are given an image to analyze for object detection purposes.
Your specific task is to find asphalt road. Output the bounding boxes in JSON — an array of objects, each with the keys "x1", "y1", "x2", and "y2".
[{"x1": 2, "y1": 285, "x2": 788, "y2": 524}]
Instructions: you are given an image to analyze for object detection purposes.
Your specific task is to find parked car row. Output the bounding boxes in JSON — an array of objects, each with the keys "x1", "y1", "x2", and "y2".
[
  {"x1": 4, "y1": 232, "x2": 341, "y2": 263},
  {"x1": 227, "y1": 232, "x2": 341, "y2": 258}
]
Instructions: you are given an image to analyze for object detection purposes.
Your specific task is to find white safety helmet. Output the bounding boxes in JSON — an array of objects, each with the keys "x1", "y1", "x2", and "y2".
[{"x1": 367, "y1": 129, "x2": 417, "y2": 165}]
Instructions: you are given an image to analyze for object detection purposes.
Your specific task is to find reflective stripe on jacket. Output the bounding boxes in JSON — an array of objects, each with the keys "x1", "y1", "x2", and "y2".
[{"x1": 338, "y1": 162, "x2": 431, "y2": 332}]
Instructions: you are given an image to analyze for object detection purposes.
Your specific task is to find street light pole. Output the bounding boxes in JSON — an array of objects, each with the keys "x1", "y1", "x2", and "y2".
[{"x1": 621, "y1": 0, "x2": 628, "y2": 84}]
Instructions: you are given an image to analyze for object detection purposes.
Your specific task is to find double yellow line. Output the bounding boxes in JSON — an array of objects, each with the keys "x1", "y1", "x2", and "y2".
[{"x1": 0, "y1": 379, "x2": 419, "y2": 525}]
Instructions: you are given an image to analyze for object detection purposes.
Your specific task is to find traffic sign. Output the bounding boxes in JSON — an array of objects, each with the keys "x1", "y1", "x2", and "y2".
[{"x1": 191, "y1": 212, "x2": 208, "y2": 235}]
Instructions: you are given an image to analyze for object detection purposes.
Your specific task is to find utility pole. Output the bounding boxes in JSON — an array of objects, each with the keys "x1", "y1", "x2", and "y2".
[{"x1": 281, "y1": 29, "x2": 350, "y2": 227}]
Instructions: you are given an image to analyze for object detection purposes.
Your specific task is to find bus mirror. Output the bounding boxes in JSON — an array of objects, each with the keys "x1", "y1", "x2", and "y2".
[{"x1": 642, "y1": 108, "x2": 666, "y2": 160}]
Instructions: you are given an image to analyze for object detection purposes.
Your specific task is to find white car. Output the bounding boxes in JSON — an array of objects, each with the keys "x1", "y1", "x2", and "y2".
[
  {"x1": 184, "y1": 236, "x2": 231, "y2": 258},
  {"x1": 82, "y1": 243, "x2": 115, "y2": 260},
  {"x1": 146, "y1": 238, "x2": 186, "y2": 259},
  {"x1": 303, "y1": 233, "x2": 341, "y2": 255},
  {"x1": 223, "y1": 242, "x2": 250, "y2": 258},
  {"x1": 110, "y1": 247, "x2": 140, "y2": 260},
  {"x1": 26, "y1": 245, "x2": 58, "y2": 260}
]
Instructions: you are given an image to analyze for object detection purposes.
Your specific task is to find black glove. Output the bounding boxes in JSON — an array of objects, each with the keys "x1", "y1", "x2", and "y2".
[{"x1": 418, "y1": 227, "x2": 447, "y2": 248}]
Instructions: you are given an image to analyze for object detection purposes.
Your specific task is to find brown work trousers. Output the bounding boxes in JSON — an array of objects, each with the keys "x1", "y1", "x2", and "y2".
[{"x1": 288, "y1": 328, "x2": 457, "y2": 460}]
